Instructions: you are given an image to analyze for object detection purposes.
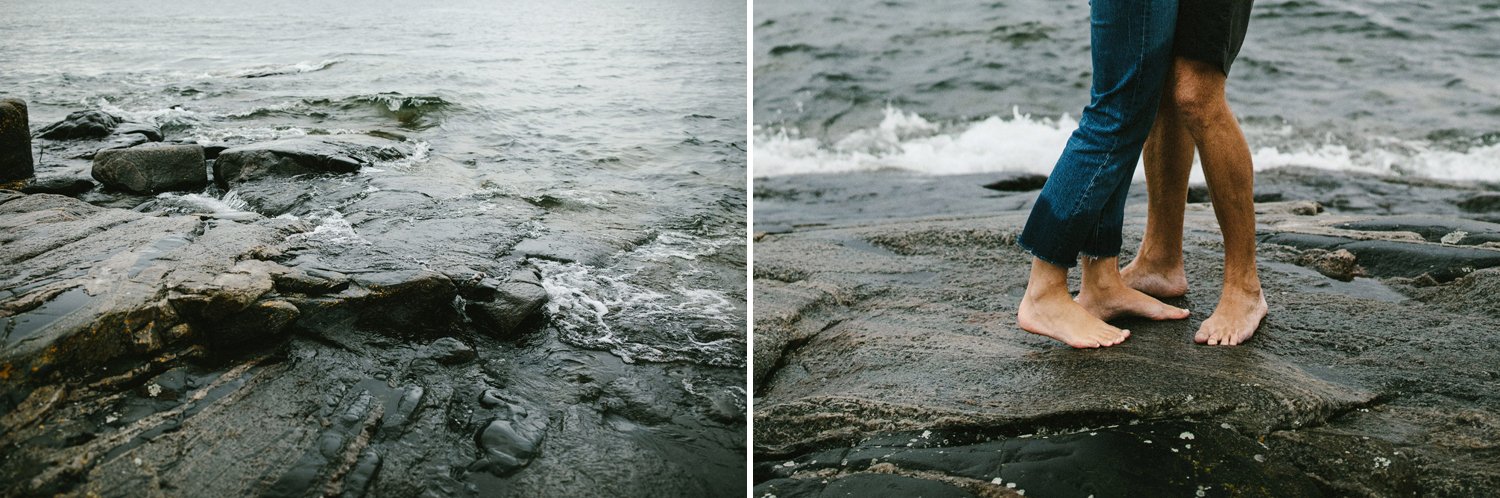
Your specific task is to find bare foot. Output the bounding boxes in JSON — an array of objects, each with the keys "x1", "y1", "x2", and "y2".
[
  {"x1": 1196, "y1": 288, "x2": 1268, "y2": 346},
  {"x1": 1076, "y1": 284, "x2": 1190, "y2": 322},
  {"x1": 1018, "y1": 289, "x2": 1131, "y2": 348},
  {"x1": 1121, "y1": 259, "x2": 1188, "y2": 298}
]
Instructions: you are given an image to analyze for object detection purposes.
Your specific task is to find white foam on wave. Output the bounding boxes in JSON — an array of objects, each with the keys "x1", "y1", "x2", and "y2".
[
  {"x1": 148, "y1": 190, "x2": 259, "y2": 220},
  {"x1": 535, "y1": 231, "x2": 742, "y2": 367},
  {"x1": 188, "y1": 126, "x2": 310, "y2": 143},
  {"x1": 755, "y1": 106, "x2": 1500, "y2": 183},
  {"x1": 227, "y1": 59, "x2": 342, "y2": 78},
  {"x1": 92, "y1": 97, "x2": 204, "y2": 129},
  {"x1": 368, "y1": 140, "x2": 431, "y2": 172},
  {"x1": 286, "y1": 209, "x2": 369, "y2": 247}
]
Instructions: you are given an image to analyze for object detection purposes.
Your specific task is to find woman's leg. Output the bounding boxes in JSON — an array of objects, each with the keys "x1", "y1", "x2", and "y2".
[{"x1": 1016, "y1": 0, "x2": 1181, "y2": 347}]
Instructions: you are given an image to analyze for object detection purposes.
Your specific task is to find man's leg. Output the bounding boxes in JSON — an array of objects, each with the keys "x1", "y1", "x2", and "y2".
[
  {"x1": 1121, "y1": 95, "x2": 1195, "y2": 298},
  {"x1": 1167, "y1": 57, "x2": 1266, "y2": 345}
]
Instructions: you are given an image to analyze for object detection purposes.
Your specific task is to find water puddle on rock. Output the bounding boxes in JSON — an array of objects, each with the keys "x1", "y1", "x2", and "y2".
[{"x1": 2, "y1": 287, "x2": 91, "y2": 349}]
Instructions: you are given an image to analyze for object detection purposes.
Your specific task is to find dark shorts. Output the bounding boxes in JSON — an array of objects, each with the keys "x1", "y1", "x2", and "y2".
[{"x1": 1173, "y1": 0, "x2": 1254, "y2": 75}]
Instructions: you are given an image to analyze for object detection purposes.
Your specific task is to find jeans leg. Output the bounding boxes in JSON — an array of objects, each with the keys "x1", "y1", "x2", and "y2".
[
  {"x1": 1017, "y1": 0, "x2": 1177, "y2": 268},
  {"x1": 1081, "y1": 167, "x2": 1135, "y2": 257}
]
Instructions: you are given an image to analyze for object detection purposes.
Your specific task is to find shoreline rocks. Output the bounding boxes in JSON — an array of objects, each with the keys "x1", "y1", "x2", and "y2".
[
  {"x1": 753, "y1": 167, "x2": 1500, "y2": 495},
  {"x1": 0, "y1": 98, "x2": 34, "y2": 183}
]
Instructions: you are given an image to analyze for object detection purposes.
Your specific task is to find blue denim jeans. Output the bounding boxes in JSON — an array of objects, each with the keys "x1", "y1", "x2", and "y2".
[{"x1": 1018, "y1": 0, "x2": 1178, "y2": 268}]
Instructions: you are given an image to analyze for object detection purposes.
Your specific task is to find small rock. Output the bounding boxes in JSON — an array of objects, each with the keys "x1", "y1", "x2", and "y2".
[
  {"x1": 92, "y1": 144, "x2": 207, "y2": 194},
  {"x1": 1187, "y1": 185, "x2": 1210, "y2": 203},
  {"x1": 19, "y1": 177, "x2": 94, "y2": 196},
  {"x1": 427, "y1": 337, "x2": 476, "y2": 365},
  {"x1": 1307, "y1": 249, "x2": 1360, "y2": 282},
  {"x1": 980, "y1": 172, "x2": 1048, "y2": 192},
  {"x1": 1253, "y1": 190, "x2": 1285, "y2": 203},
  {"x1": 113, "y1": 122, "x2": 163, "y2": 142},
  {"x1": 1441, "y1": 230, "x2": 1468, "y2": 245},
  {"x1": 1457, "y1": 193, "x2": 1500, "y2": 213},
  {"x1": 0, "y1": 98, "x2": 34, "y2": 183},
  {"x1": 35, "y1": 109, "x2": 120, "y2": 140}
]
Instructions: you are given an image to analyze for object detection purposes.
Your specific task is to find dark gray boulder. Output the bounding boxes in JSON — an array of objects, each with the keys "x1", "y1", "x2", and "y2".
[
  {"x1": 91, "y1": 144, "x2": 207, "y2": 193},
  {"x1": 35, "y1": 110, "x2": 120, "y2": 140},
  {"x1": 465, "y1": 270, "x2": 550, "y2": 338},
  {"x1": 212, "y1": 136, "x2": 409, "y2": 188},
  {"x1": 1, "y1": 98, "x2": 34, "y2": 183}
]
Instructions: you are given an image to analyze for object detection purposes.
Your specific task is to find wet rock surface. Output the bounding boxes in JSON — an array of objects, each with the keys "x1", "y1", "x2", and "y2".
[
  {"x1": 2, "y1": 105, "x2": 746, "y2": 496},
  {"x1": 91, "y1": 144, "x2": 207, "y2": 194},
  {"x1": 754, "y1": 167, "x2": 1500, "y2": 496}
]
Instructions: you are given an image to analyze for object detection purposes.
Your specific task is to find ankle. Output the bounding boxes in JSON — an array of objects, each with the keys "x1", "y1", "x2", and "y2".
[
  {"x1": 1128, "y1": 255, "x2": 1183, "y2": 274},
  {"x1": 1024, "y1": 282, "x2": 1072, "y2": 303},
  {"x1": 1222, "y1": 280, "x2": 1263, "y2": 299}
]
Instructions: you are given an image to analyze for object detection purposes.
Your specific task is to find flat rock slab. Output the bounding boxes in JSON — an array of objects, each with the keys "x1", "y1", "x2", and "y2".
[
  {"x1": 753, "y1": 169, "x2": 1500, "y2": 494},
  {"x1": 213, "y1": 136, "x2": 410, "y2": 188},
  {"x1": 754, "y1": 216, "x2": 1374, "y2": 456}
]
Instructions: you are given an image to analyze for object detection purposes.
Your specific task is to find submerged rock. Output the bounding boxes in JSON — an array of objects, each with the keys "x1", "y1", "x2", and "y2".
[
  {"x1": 91, "y1": 144, "x2": 207, "y2": 193},
  {"x1": 212, "y1": 136, "x2": 409, "y2": 188},
  {"x1": 35, "y1": 109, "x2": 120, "y2": 140},
  {"x1": 472, "y1": 398, "x2": 548, "y2": 476},
  {"x1": 0, "y1": 98, "x2": 34, "y2": 183}
]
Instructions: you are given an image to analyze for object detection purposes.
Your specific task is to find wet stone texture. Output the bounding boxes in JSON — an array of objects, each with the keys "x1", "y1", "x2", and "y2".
[
  {"x1": 753, "y1": 168, "x2": 1500, "y2": 497},
  {"x1": 1, "y1": 111, "x2": 745, "y2": 495}
]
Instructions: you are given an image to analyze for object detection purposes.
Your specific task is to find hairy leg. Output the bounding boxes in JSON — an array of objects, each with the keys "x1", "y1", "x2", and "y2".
[
  {"x1": 1076, "y1": 256, "x2": 1190, "y2": 322},
  {"x1": 1170, "y1": 58, "x2": 1267, "y2": 346},
  {"x1": 1123, "y1": 94, "x2": 1196, "y2": 298},
  {"x1": 1017, "y1": 258, "x2": 1132, "y2": 348}
]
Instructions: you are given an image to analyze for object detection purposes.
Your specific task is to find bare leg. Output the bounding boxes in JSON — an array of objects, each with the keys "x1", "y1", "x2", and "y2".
[
  {"x1": 1169, "y1": 58, "x2": 1267, "y2": 345},
  {"x1": 1076, "y1": 256, "x2": 1190, "y2": 321},
  {"x1": 1017, "y1": 258, "x2": 1132, "y2": 348},
  {"x1": 1122, "y1": 96, "x2": 1195, "y2": 298}
]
